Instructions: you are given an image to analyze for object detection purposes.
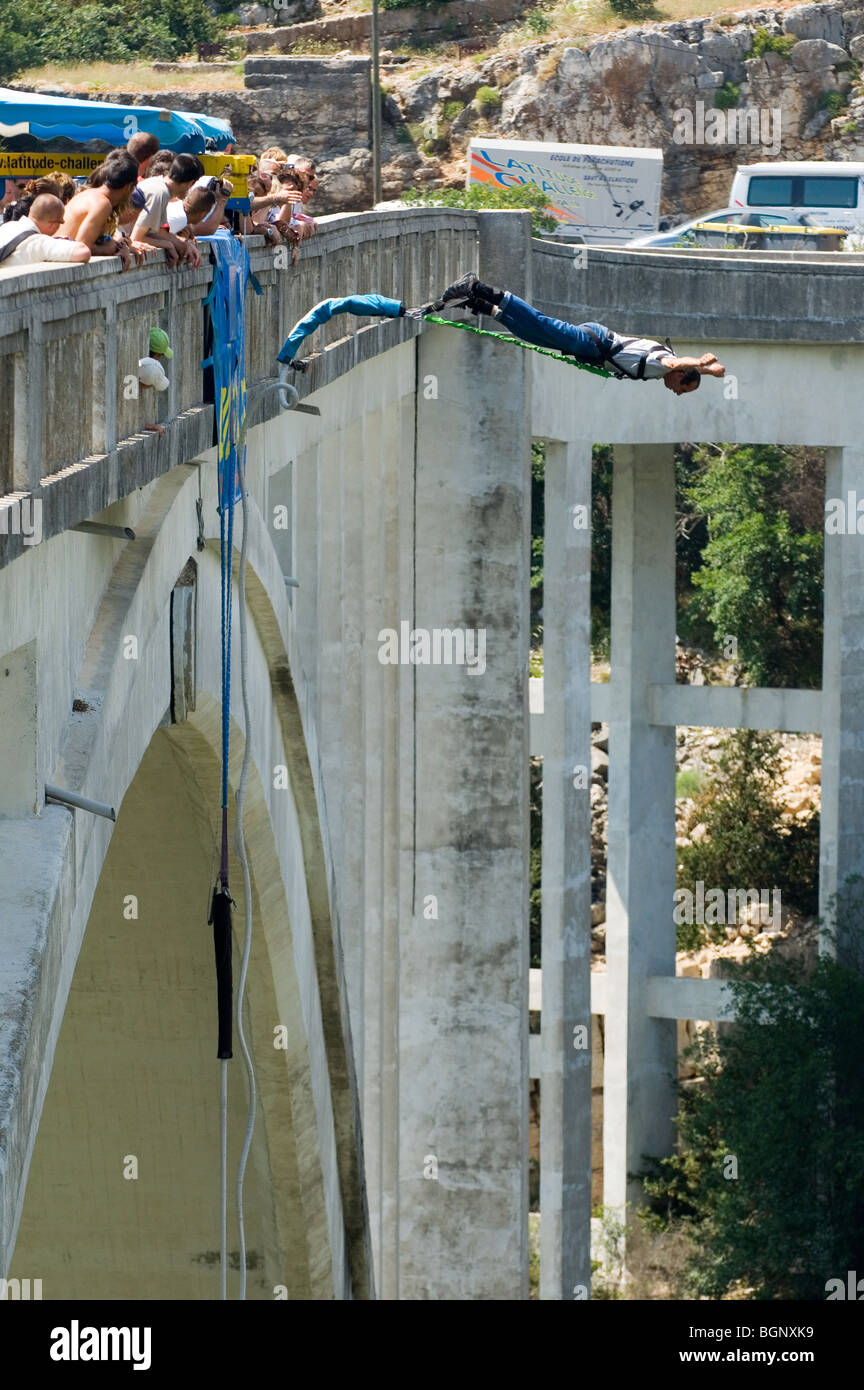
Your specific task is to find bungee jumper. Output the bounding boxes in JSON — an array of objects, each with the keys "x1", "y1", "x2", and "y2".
[
  {"x1": 420, "y1": 273, "x2": 726, "y2": 394},
  {"x1": 276, "y1": 278, "x2": 726, "y2": 395}
]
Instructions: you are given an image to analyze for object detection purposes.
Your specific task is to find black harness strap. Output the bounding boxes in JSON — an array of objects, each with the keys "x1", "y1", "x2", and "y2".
[
  {"x1": 0, "y1": 227, "x2": 39, "y2": 264},
  {"x1": 580, "y1": 326, "x2": 674, "y2": 381}
]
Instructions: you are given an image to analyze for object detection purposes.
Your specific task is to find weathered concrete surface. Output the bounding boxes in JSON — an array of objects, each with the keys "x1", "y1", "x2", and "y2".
[
  {"x1": 820, "y1": 445, "x2": 864, "y2": 961},
  {"x1": 0, "y1": 458, "x2": 370, "y2": 1294},
  {"x1": 539, "y1": 440, "x2": 593, "y2": 1299},
  {"x1": 0, "y1": 209, "x2": 479, "y2": 565},
  {"x1": 396, "y1": 324, "x2": 531, "y2": 1300},
  {"x1": 604, "y1": 446, "x2": 678, "y2": 1218}
]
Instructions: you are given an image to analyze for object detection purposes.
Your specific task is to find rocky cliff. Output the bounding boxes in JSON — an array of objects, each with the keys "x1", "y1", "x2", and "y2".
[{"x1": 382, "y1": 2, "x2": 864, "y2": 220}]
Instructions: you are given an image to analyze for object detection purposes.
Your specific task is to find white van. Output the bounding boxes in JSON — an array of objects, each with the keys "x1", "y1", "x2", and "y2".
[{"x1": 729, "y1": 162, "x2": 864, "y2": 231}]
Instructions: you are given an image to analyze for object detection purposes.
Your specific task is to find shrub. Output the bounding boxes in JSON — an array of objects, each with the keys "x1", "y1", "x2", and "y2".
[
  {"x1": 820, "y1": 90, "x2": 846, "y2": 117},
  {"x1": 524, "y1": 7, "x2": 551, "y2": 35},
  {"x1": 608, "y1": 0, "x2": 655, "y2": 18},
  {"x1": 714, "y1": 82, "x2": 739, "y2": 110},
  {"x1": 475, "y1": 84, "x2": 502, "y2": 114},
  {"x1": 750, "y1": 26, "x2": 797, "y2": 60},
  {"x1": 442, "y1": 99, "x2": 465, "y2": 121},
  {"x1": 401, "y1": 179, "x2": 557, "y2": 236},
  {"x1": 675, "y1": 768, "x2": 705, "y2": 800},
  {"x1": 677, "y1": 730, "x2": 820, "y2": 950},
  {"x1": 642, "y1": 939, "x2": 864, "y2": 1299}
]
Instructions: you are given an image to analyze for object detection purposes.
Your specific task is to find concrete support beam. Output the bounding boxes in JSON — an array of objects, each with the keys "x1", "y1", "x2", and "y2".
[
  {"x1": 648, "y1": 682, "x2": 822, "y2": 734},
  {"x1": 643, "y1": 974, "x2": 735, "y2": 1022},
  {"x1": 604, "y1": 445, "x2": 678, "y2": 1220},
  {"x1": 478, "y1": 211, "x2": 532, "y2": 304},
  {"x1": 539, "y1": 441, "x2": 593, "y2": 1300},
  {"x1": 400, "y1": 324, "x2": 531, "y2": 1299},
  {"x1": 820, "y1": 446, "x2": 864, "y2": 961}
]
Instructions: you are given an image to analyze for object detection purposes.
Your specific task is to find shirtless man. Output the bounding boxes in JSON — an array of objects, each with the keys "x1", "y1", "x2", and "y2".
[{"x1": 60, "y1": 154, "x2": 141, "y2": 269}]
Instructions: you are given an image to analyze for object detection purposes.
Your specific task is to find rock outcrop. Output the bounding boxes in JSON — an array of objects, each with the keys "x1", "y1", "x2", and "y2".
[{"x1": 382, "y1": 2, "x2": 864, "y2": 221}]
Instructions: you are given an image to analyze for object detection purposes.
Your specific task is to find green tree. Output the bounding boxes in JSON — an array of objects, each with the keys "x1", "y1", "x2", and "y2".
[
  {"x1": 609, "y1": 0, "x2": 655, "y2": 17},
  {"x1": 684, "y1": 444, "x2": 823, "y2": 688},
  {"x1": 642, "y1": 937, "x2": 864, "y2": 1299},
  {"x1": 0, "y1": 0, "x2": 44, "y2": 83},
  {"x1": 677, "y1": 730, "x2": 820, "y2": 949},
  {"x1": 0, "y1": 0, "x2": 222, "y2": 78}
]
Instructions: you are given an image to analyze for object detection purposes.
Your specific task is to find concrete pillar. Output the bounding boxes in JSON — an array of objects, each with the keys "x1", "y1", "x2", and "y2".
[
  {"x1": 371, "y1": 395, "x2": 403, "y2": 1300},
  {"x1": 26, "y1": 321, "x2": 44, "y2": 492},
  {"x1": 820, "y1": 446, "x2": 864, "y2": 963},
  {"x1": 539, "y1": 440, "x2": 593, "y2": 1299},
  {"x1": 398, "y1": 324, "x2": 531, "y2": 1299},
  {"x1": 478, "y1": 211, "x2": 533, "y2": 304},
  {"x1": 603, "y1": 445, "x2": 678, "y2": 1222}
]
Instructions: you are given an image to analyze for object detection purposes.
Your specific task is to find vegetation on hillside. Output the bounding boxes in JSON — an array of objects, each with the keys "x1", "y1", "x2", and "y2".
[
  {"x1": 585, "y1": 443, "x2": 825, "y2": 688},
  {"x1": 676, "y1": 730, "x2": 820, "y2": 950},
  {"x1": 641, "y1": 933, "x2": 864, "y2": 1299},
  {"x1": 0, "y1": 0, "x2": 223, "y2": 83}
]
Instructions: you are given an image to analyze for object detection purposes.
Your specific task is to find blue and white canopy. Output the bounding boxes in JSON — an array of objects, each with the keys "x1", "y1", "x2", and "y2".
[{"x1": 0, "y1": 88, "x2": 235, "y2": 153}]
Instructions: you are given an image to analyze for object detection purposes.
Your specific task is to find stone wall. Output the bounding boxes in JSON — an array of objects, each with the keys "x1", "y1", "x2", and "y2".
[
  {"x1": 21, "y1": 58, "x2": 375, "y2": 214},
  {"x1": 244, "y1": 0, "x2": 524, "y2": 53}
]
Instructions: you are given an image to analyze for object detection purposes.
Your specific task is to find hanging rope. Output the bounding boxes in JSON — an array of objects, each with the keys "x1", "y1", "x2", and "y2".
[
  {"x1": 211, "y1": 441, "x2": 236, "y2": 1302},
  {"x1": 424, "y1": 314, "x2": 612, "y2": 378},
  {"x1": 233, "y1": 431, "x2": 257, "y2": 1303}
]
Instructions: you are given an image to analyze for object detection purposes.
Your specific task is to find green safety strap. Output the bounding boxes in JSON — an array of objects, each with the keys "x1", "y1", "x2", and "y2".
[{"x1": 425, "y1": 314, "x2": 613, "y2": 379}]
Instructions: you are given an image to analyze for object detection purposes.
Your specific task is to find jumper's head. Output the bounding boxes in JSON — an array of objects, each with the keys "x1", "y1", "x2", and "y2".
[{"x1": 664, "y1": 367, "x2": 701, "y2": 395}]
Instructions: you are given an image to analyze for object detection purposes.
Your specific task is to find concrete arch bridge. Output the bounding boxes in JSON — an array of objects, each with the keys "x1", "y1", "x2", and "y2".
[{"x1": 0, "y1": 210, "x2": 861, "y2": 1299}]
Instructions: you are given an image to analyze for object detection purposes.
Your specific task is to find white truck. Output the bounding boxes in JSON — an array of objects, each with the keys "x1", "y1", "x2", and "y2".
[{"x1": 466, "y1": 137, "x2": 663, "y2": 244}]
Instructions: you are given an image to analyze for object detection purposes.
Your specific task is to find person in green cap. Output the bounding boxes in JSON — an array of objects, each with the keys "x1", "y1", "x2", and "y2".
[{"x1": 149, "y1": 327, "x2": 173, "y2": 361}]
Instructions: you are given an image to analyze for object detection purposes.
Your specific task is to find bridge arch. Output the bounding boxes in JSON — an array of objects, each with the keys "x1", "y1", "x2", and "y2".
[{"x1": 2, "y1": 462, "x2": 370, "y2": 1298}]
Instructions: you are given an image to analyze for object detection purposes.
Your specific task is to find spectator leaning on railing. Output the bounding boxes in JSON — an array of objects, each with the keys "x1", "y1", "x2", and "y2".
[
  {"x1": 127, "y1": 131, "x2": 159, "y2": 178},
  {"x1": 245, "y1": 168, "x2": 298, "y2": 249},
  {"x1": 285, "y1": 154, "x2": 318, "y2": 237},
  {"x1": 0, "y1": 194, "x2": 91, "y2": 268},
  {"x1": 166, "y1": 178, "x2": 231, "y2": 239},
  {"x1": 60, "y1": 153, "x2": 141, "y2": 269},
  {"x1": 130, "y1": 154, "x2": 205, "y2": 268}
]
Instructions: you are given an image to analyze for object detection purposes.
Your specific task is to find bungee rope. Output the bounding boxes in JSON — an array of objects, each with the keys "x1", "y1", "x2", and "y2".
[
  {"x1": 211, "y1": 407, "x2": 237, "y2": 1303},
  {"x1": 233, "y1": 432, "x2": 257, "y2": 1304},
  {"x1": 424, "y1": 314, "x2": 613, "y2": 378}
]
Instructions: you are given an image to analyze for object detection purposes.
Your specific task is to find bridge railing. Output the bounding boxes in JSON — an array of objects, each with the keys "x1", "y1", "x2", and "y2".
[{"x1": 0, "y1": 208, "x2": 480, "y2": 564}]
